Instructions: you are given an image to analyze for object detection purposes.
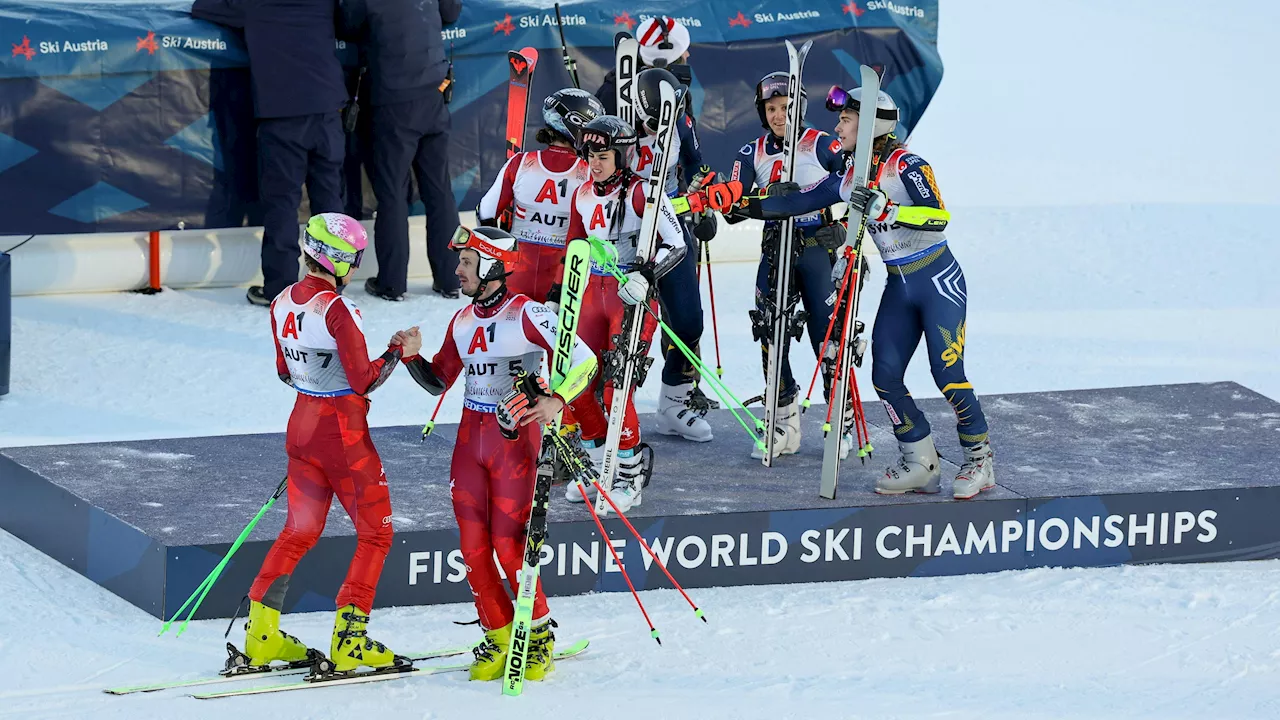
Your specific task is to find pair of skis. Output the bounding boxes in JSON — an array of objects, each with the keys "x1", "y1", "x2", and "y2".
[
  {"x1": 501, "y1": 237, "x2": 593, "y2": 696},
  {"x1": 759, "y1": 39, "x2": 814, "y2": 467},
  {"x1": 818, "y1": 64, "x2": 882, "y2": 499}
]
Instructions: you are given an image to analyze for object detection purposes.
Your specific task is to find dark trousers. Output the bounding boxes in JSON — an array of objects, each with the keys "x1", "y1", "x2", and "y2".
[
  {"x1": 871, "y1": 245, "x2": 989, "y2": 447},
  {"x1": 258, "y1": 113, "x2": 344, "y2": 298},
  {"x1": 657, "y1": 223, "x2": 705, "y2": 386},
  {"x1": 754, "y1": 233, "x2": 838, "y2": 405},
  {"x1": 370, "y1": 90, "x2": 460, "y2": 295}
]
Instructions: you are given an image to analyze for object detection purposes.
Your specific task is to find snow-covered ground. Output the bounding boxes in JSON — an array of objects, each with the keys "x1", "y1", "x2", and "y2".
[{"x1": 3, "y1": 1, "x2": 1280, "y2": 717}]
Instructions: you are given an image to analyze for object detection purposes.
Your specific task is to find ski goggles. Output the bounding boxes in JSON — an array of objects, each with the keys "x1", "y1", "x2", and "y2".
[
  {"x1": 302, "y1": 233, "x2": 364, "y2": 272},
  {"x1": 450, "y1": 225, "x2": 517, "y2": 264},
  {"x1": 825, "y1": 85, "x2": 898, "y2": 120},
  {"x1": 578, "y1": 129, "x2": 634, "y2": 156}
]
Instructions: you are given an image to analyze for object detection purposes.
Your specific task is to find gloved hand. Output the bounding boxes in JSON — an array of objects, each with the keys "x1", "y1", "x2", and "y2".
[
  {"x1": 693, "y1": 210, "x2": 718, "y2": 241},
  {"x1": 544, "y1": 282, "x2": 563, "y2": 314},
  {"x1": 766, "y1": 181, "x2": 800, "y2": 198},
  {"x1": 813, "y1": 222, "x2": 846, "y2": 251},
  {"x1": 618, "y1": 269, "x2": 651, "y2": 305},
  {"x1": 497, "y1": 375, "x2": 552, "y2": 439},
  {"x1": 848, "y1": 185, "x2": 890, "y2": 221},
  {"x1": 831, "y1": 253, "x2": 871, "y2": 288},
  {"x1": 703, "y1": 181, "x2": 743, "y2": 213}
]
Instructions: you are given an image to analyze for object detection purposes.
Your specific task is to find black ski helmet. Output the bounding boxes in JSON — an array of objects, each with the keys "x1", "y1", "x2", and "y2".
[
  {"x1": 632, "y1": 67, "x2": 688, "y2": 133},
  {"x1": 541, "y1": 88, "x2": 606, "y2": 146},
  {"x1": 754, "y1": 71, "x2": 806, "y2": 131},
  {"x1": 577, "y1": 115, "x2": 638, "y2": 171}
]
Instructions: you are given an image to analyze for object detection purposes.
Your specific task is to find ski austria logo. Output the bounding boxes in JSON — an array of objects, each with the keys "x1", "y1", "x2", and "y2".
[
  {"x1": 136, "y1": 31, "x2": 159, "y2": 55},
  {"x1": 727, "y1": 12, "x2": 752, "y2": 27},
  {"x1": 842, "y1": 2, "x2": 866, "y2": 16},
  {"x1": 11, "y1": 36, "x2": 35, "y2": 60},
  {"x1": 863, "y1": 0, "x2": 927, "y2": 18},
  {"x1": 614, "y1": 12, "x2": 638, "y2": 30},
  {"x1": 493, "y1": 14, "x2": 516, "y2": 35}
]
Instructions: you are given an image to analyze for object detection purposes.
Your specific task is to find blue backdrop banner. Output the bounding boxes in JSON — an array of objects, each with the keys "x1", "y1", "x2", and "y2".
[{"x1": 0, "y1": 0, "x2": 940, "y2": 234}]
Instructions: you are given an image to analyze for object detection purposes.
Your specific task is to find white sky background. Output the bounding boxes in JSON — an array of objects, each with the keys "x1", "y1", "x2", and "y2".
[{"x1": 909, "y1": 0, "x2": 1280, "y2": 206}]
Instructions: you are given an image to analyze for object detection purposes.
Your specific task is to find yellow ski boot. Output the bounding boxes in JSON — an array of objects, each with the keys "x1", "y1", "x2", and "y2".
[
  {"x1": 243, "y1": 600, "x2": 310, "y2": 666},
  {"x1": 330, "y1": 604, "x2": 397, "y2": 673},
  {"x1": 523, "y1": 619, "x2": 557, "y2": 682},
  {"x1": 468, "y1": 622, "x2": 512, "y2": 681}
]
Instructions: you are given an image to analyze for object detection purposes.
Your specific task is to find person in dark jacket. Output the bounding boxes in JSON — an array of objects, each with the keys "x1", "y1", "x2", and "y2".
[
  {"x1": 342, "y1": 0, "x2": 464, "y2": 301},
  {"x1": 191, "y1": 0, "x2": 349, "y2": 307}
]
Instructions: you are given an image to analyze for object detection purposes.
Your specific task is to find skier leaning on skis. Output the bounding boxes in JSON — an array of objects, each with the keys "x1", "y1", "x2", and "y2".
[
  {"x1": 715, "y1": 86, "x2": 996, "y2": 500},
  {"x1": 561, "y1": 114, "x2": 687, "y2": 512},
  {"x1": 398, "y1": 225, "x2": 596, "y2": 681},
  {"x1": 476, "y1": 87, "x2": 605, "y2": 303},
  {"x1": 247, "y1": 213, "x2": 421, "y2": 673},
  {"x1": 727, "y1": 71, "x2": 847, "y2": 460}
]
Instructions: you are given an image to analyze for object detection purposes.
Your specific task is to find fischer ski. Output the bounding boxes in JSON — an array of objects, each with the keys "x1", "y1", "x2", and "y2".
[
  {"x1": 191, "y1": 640, "x2": 590, "y2": 700},
  {"x1": 614, "y1": 32, "x2": 638, "y2": 126},
  {"x1": 595, "y1": 79, "x2": 678, "y2": 516},
  {"x1": 819, "y1": 64, "x2": 881, "y2": 500},
  {"x1": 502, "y1": 238, "x2": 591, "y2": 697},
  {"x1": 103, "y1": 643, "x2": 472, "y2": 696},
  {"x1": 759, "y1": 39, "x2": 813, "y2": 467}
]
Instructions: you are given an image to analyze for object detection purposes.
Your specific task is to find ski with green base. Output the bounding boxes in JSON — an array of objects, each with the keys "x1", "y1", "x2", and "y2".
[
  {"x1": 503, "y1": 237, "x2": 592, "y2": 697},
  {"x1": 190, "y1": 639, "x2": 590, "y2": 699},
  {"x1": 102, "y1": 644, "x2": 474, "y2": 695}
]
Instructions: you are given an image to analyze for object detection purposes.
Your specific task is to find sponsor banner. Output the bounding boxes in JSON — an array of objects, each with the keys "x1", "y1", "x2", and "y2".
[
  {"x1": 0, "y1": 0, "x2": 940, "y2": 234},
  {"x1": 158, "y1": 486, "x2": 1280, "y2": 620}
]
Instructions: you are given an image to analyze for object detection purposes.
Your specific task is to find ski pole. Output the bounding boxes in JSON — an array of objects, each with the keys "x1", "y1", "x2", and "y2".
[
  {"x1": 161, "y1": 476, "x2": 288, "y2": 637},
  {"x1": 421, "y1": 389, "x2": 448, "y2": 440},
  {"x1": 550, "y1": 433, "x2": 706, "y2": 622},
  {"x1": 574, "y1": 482, "x2": 661, "y2": 644},
  {"x1": 823, "y1": 248, "x2": 861, "y2": 436},
  {"x1": 553, "y1": 3, "x2": 579, "y2": 89},
  {"x1": 587, "y1": 237, "x2": 765, "y2": 449},
  {"x1": 702, "y1": 240, "x2": 724, "y2": 378},
  {"x1": 801, "y1": 248, "x2": 857, "y2": 413}
]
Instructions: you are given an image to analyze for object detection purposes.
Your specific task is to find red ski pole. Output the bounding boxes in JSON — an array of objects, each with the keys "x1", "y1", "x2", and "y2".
[
  {"x1": 576, "y1": 483, "x2": 662, "y2": 644},
  {"x1": 420, "y1": 390, "x2": 448, "y2": 440}
]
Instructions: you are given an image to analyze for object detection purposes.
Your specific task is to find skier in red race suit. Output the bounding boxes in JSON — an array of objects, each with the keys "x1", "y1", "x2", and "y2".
[
  {"x1": 561, "y1": 114, "x2": 687, "y2": 513},
  {"x1": 244, "y1": 213, "x2": 422, "y2": 673},
  {"x1": 477, "y1": 87, "x2": 605, "y2": 303},
  {"x1": 399, "y1": 225, "x2": 596, "y2": 682}
]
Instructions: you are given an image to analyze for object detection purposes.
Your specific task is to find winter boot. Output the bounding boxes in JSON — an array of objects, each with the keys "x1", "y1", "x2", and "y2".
[
  {"x1": 469, "y1": 622, "x2": 512, "y2": 681},
  {"x1": 566, "y1": 438, "x2": 605, "y2": 503},
  {"x1": 752, "y1": 401, "x2": 801, "y2": 459},
  {"x1": 875, "y1": 435, "x2": 942, "y2": 495},
  {"x1": 243, "y1": 600, "x2": 310, "y2": 666},
  {"x1": 953, "y1": 439, "x2": 996, "y2": 500},
  {"x1": 523, "y1": 619, "x2": 557, "y2": 682},
  {"x1": 330, "y1": 604, "x2": 397, "y2": 673},
  {"x1": 607, "y1": 445, "x2": 649, "y2": 513},
  {"x1": 656, "y1": 382, "x2": 714, "y2": 442}
]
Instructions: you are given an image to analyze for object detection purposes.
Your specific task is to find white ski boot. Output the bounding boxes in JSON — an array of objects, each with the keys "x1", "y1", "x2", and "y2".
[
  {"x1": 953, "y1": 439, "x2": 995, "y2": 500},
  {"x1": 606, "y1": 446, "x2": 649, "y2": 513},
  {"x1": 656, "y1": 382, "x2": 713, "y2": 442},
  {"x1": 752, "y1": 400, "x2": 801, "y2": 459},
  {"x1": 875, "y1": 435, "x2": 942, "y2": 494},
  {"x1": 566, "y1": 439, "x2": 605, "y2": 503}
]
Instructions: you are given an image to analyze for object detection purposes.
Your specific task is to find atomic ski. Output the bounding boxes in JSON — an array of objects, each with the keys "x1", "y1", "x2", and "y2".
[
  {"x1": 191, "y1": 640, "x2": 591, "y2": 700},
  {"x1": 506, "y1": 47, "x2": 540, "y2": 159},
  {"x1": 103, "y1": 644, "x2": 472, "y2": 696},
  {"x1": 595, "y1": 79, "x2": 679, "y2": 516},
  {"x1": 819, "y1": 64, "x2": 881, "y2": 499},
  {"x1": 614, "y1": 32, "x2": 638, "y2": 126},
  {"x1": 759, "y1": 39, "x2": 813, "y2": 466},
  {"x1": 502, "y1": 238, "x2": 592, "y2": 696}
]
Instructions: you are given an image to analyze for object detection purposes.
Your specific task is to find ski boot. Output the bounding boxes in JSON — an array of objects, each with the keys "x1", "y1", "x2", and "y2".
[
  {"x1": 566, "y1": 438, "x2": 606, "y2": 503},
  {"x1": 875, "y1": 435, "x2": 942, "y2": 495},
  {"x1": 469, "y1": 622, "x2": 512, "y2": 681},
  {"x1": 656, "y1": 382, "x2": 713, "y2": 442},
  {"x1": 953, "y1": 439, "x2": 996, "y2": 500},
  {"x1": 607, "y1": 445, "x2": 651, "y2": 513},
  {"x1": 330, "y1": 604, "x2": 397, "y2": 673},
  {"x1": 752, "y1": 400, "x2": 801, "y2": 459},
  {"x1": 243, "y1": 600, "x2": 310, "y2": 666},
  {"x1": 524, "y1": 619, "x2": 557, "y2": 682}
]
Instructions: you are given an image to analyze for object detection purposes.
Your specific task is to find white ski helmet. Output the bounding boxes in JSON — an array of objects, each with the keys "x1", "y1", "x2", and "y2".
[
  {"x1": 450, "y1": 225, "x2": 518, "y2": 285},
  {"x1": 636, "y1": 16, "x2": 690, "y2": 67},
  {"x1": 825, "y1": 85, "x2": 899, "y2": 137}
]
